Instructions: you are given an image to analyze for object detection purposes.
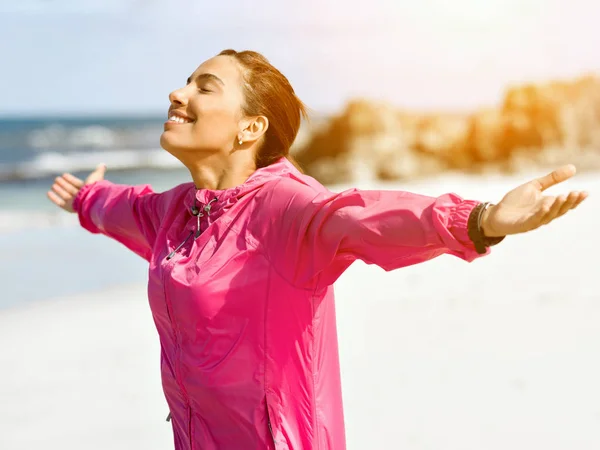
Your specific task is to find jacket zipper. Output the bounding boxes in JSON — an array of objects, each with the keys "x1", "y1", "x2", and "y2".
[
  {"x1": 161, "y1": 196, "x2": 219, "y2": 448},
  {"x1": 161, "y1": 247, "x2": 193, "y2": 446}
]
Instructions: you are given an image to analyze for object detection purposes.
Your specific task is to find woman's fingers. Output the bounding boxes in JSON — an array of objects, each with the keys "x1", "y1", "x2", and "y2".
[
  {"x1": 573, "y1": 191, "x2": 589, "y2": 207},
  {"x1": 47, "y1": 190, "x2": 66, "y2": 208},
  {"x1": 540, "y1": 196, "x2": 565, "y2": 225},
  {"x1": 55, "y1": 175, "x2": 80, "y2": 196},
  {"x1": 538, "y1": 190, "x2": 588, "y2": 226},
  {"x1": 62, "y1": 173, "x2": 84, "y2": 189},
  {"x1": 51, "y1": 181, "x2": 72, "y2": 202},
  {"x1": 46, "y1": 171, "x2": 87, "y2": 214},
  {"x1": 556, "y1": 191, "x2": 580, "y2": 217},
  {"x1": 533, "y1": 164, "x2": 577, "y2": 191},
  {"x1": 85, "y1": 164, "x2": 106, "y2": 184}
]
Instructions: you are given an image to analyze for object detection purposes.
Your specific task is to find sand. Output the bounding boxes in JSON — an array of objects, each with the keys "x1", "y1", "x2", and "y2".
[{"x1": 1, "y1": 170, "x2": 599, "y2": 449}]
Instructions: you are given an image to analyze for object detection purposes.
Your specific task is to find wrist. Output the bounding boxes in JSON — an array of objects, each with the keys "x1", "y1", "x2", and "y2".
[
  {"x1": 467, "y1": 202, "x2": 506, "y2": 254},
  {"x1": 480, "y1": 204, "x2": 503, "y2": 238}
]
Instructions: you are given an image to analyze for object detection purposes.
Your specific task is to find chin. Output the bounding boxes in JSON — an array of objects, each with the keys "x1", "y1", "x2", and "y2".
[
  {"x1": 159, "y1": 131, "x2": 181, "y2": 153},
  {"x1": 160, "y1": 133, "x2": 199, "y2": 163}
]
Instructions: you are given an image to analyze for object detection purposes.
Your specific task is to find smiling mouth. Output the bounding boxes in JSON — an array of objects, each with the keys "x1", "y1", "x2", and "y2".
[{"x1": 166, "y1": 112, "x2": 194, "y2": 124}]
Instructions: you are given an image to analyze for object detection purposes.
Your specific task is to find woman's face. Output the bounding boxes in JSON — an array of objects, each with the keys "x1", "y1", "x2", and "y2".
[{"x1": 160, "y1": 55, "x2": 246, "y2": 160}]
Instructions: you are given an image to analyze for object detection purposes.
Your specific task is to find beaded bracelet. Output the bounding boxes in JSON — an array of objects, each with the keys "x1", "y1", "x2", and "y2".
[{"x1": 467, "y1": 202, "x2": 506, "y2": 254}]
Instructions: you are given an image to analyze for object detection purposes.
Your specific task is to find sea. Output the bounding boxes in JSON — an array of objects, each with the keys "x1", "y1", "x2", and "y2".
[{"x1": 0, "y1": 116, "x2": 197, "y2": 310}]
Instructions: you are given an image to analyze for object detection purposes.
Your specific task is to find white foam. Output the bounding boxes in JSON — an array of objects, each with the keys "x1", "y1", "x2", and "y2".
[
  {"x1": 0, "y1": 148, "x2": 182, "y2": 181},
  {"x1": 27, "y1": 124, "x2": 117, "y2": 149}
]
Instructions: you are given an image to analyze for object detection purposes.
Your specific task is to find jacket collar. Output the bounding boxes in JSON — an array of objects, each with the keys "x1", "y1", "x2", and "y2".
[{"x1": 183, "y1": 157, "x2": 300, "y2": 218}]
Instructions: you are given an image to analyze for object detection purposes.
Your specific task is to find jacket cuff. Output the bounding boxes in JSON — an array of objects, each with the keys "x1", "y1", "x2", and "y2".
[
  {"x1": 72, "y1": 182, "x2": 95, "y2": 213},
  {"x1": 72, "y1": 181, "x2": 103, "y2": 234}
]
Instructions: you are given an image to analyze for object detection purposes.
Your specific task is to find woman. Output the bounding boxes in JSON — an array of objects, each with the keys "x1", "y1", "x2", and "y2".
[{"x1": 47, "y1": 49, "x2": 587, "y2": 450}]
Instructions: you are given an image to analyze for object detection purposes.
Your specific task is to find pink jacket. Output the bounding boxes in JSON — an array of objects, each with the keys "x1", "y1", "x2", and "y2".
[{"x1": 73, "y1": 157, "x2": 488, "y2": 449}]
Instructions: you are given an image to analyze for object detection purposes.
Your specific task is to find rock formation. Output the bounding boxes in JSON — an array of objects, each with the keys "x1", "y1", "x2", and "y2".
[{"x1": 293, "y1": 75, "x2": 600, "y2": 183}]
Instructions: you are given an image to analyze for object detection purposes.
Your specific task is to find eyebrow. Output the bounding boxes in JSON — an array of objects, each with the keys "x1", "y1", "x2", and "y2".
[{"x1": 187, "y1": 73, "x2": 225, "y2": 86}]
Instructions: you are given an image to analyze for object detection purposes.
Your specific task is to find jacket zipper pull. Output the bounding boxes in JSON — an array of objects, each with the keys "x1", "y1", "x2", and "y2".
[
  {"x1": 195, "y1": 212, "x2": 202, "y2": 238},
  {"x1": 191, "y1": 203, "x2": 204, "y2": 239},
  {"x1": 193, "y1": 197, "x2": 216, "y2": 239},
  {"x1": 166, "y1": 230, "x2": 194, "y2": 260}
]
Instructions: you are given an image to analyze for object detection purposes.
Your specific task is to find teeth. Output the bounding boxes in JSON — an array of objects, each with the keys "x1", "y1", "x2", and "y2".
[{"x1": 168, "y1": 115, "x2": 190, "y2": 123}]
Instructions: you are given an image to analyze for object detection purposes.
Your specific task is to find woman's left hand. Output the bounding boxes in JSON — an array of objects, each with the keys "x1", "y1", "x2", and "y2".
[{"x1": 481, "y1": 164, "x2": 589, "y2": 237}]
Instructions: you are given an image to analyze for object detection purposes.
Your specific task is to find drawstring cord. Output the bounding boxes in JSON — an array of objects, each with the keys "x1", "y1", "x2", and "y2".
[
  {"x1": 166, "y1": 196, "x2": 218, "y2": 260},
  {"x1": 166, "y1": 230, "x2": 194, "y2": 260}
]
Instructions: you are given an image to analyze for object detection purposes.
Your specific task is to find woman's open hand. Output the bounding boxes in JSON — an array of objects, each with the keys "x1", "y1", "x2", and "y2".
[
  {"x1": 46, "y1": 164, "x2": 106, "y2": 213},
  {"x1": 481, "y1": 164, "x2": 588, "y2": 237}
]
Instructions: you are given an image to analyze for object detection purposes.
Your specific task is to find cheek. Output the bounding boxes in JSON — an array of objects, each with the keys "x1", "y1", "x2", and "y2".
[{"x1": 192, "y1": 99, "x2": 241, "y2": 139}]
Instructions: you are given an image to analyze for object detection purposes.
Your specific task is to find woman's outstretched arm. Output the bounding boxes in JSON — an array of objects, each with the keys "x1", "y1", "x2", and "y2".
[
  {"x1": 47, "y1": 164, "x2": 162, "y2": 261},
  {"x1": 265, "y1": 179, "x2": 486, "y2": 288},
  {"x1": 265, "y1": 165, "x2": 587, "y2": 289}
]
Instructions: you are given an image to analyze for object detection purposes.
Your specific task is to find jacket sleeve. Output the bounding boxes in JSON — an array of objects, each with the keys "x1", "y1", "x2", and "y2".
[
  {"x1": 72, "y1": 180, "x2": 162, "y2": 261},
  {"x1": 265, "y1": 179, "x2": 489, "y2": 289}
]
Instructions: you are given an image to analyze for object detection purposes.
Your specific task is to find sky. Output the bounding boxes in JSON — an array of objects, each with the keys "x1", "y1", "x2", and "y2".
[{"x1": 1, "y1": 0, "x2": 599, "y2": 116}]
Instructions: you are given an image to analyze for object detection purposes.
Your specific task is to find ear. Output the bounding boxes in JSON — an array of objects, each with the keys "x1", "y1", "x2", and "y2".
[{"x1": 239, "y1": 115, "x2": 269, "y2": 144}]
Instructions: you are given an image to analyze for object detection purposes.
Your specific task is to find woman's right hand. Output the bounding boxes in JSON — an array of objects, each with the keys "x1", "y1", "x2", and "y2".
[{"x1": 47, "y1": 163, "x2": 106, "y2": 213}]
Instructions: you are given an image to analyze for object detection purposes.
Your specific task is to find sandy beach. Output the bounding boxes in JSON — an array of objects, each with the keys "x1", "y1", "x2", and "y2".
[{"x1": 1, "y1": 171, "x2": 599, "y2": 449}]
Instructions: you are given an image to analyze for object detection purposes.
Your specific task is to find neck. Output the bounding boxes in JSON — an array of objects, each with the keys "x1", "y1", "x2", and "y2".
[{"x1": 183, "y1": 151, "x2": 257, "y2": 191}]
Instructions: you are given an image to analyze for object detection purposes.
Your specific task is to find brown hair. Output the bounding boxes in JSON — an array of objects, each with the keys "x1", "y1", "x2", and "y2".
[{"x1": 218, "y1": 49, "x2": 308, "y2": 172}]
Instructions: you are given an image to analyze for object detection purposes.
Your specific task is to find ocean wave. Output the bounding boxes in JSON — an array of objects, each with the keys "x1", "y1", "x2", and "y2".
[
  {"x1": 0, "y1": 148, "x2": 182, "y2": 181},
  {"x1": 27, "y1": 124, "x2": 118, "y2": 150}
]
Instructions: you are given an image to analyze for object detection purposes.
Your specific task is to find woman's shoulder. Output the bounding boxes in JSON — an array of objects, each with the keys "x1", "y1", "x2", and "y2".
[
  {"x1": 263, "y1": 172, "x2": 330, "y2": 198},
  {"x1": 144, "y1": 182, "x2": 194, "y2": 216},
  {"x1": 252, "y1": 173, "x2": 334, "y2": 222}
]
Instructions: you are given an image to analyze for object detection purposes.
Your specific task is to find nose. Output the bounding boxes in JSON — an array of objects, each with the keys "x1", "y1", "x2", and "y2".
[{"x1": 168, "y1": 86, "x2": 188, "y2": 106}]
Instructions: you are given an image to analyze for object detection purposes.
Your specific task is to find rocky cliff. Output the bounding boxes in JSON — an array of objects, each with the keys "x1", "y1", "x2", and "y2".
[{"x1": 293, "y1": 75, "x2": 600, "y2": 183}]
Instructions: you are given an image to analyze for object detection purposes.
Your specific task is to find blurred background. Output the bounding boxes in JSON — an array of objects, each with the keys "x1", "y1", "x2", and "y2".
[{"x1": 1, "y1": 1, "x2": 599, "y2": 449}]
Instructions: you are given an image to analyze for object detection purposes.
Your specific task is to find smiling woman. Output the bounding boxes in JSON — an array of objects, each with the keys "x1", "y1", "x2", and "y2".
[{"x1": 46, "y1": 48, "x2": 587, "y2": 450}]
